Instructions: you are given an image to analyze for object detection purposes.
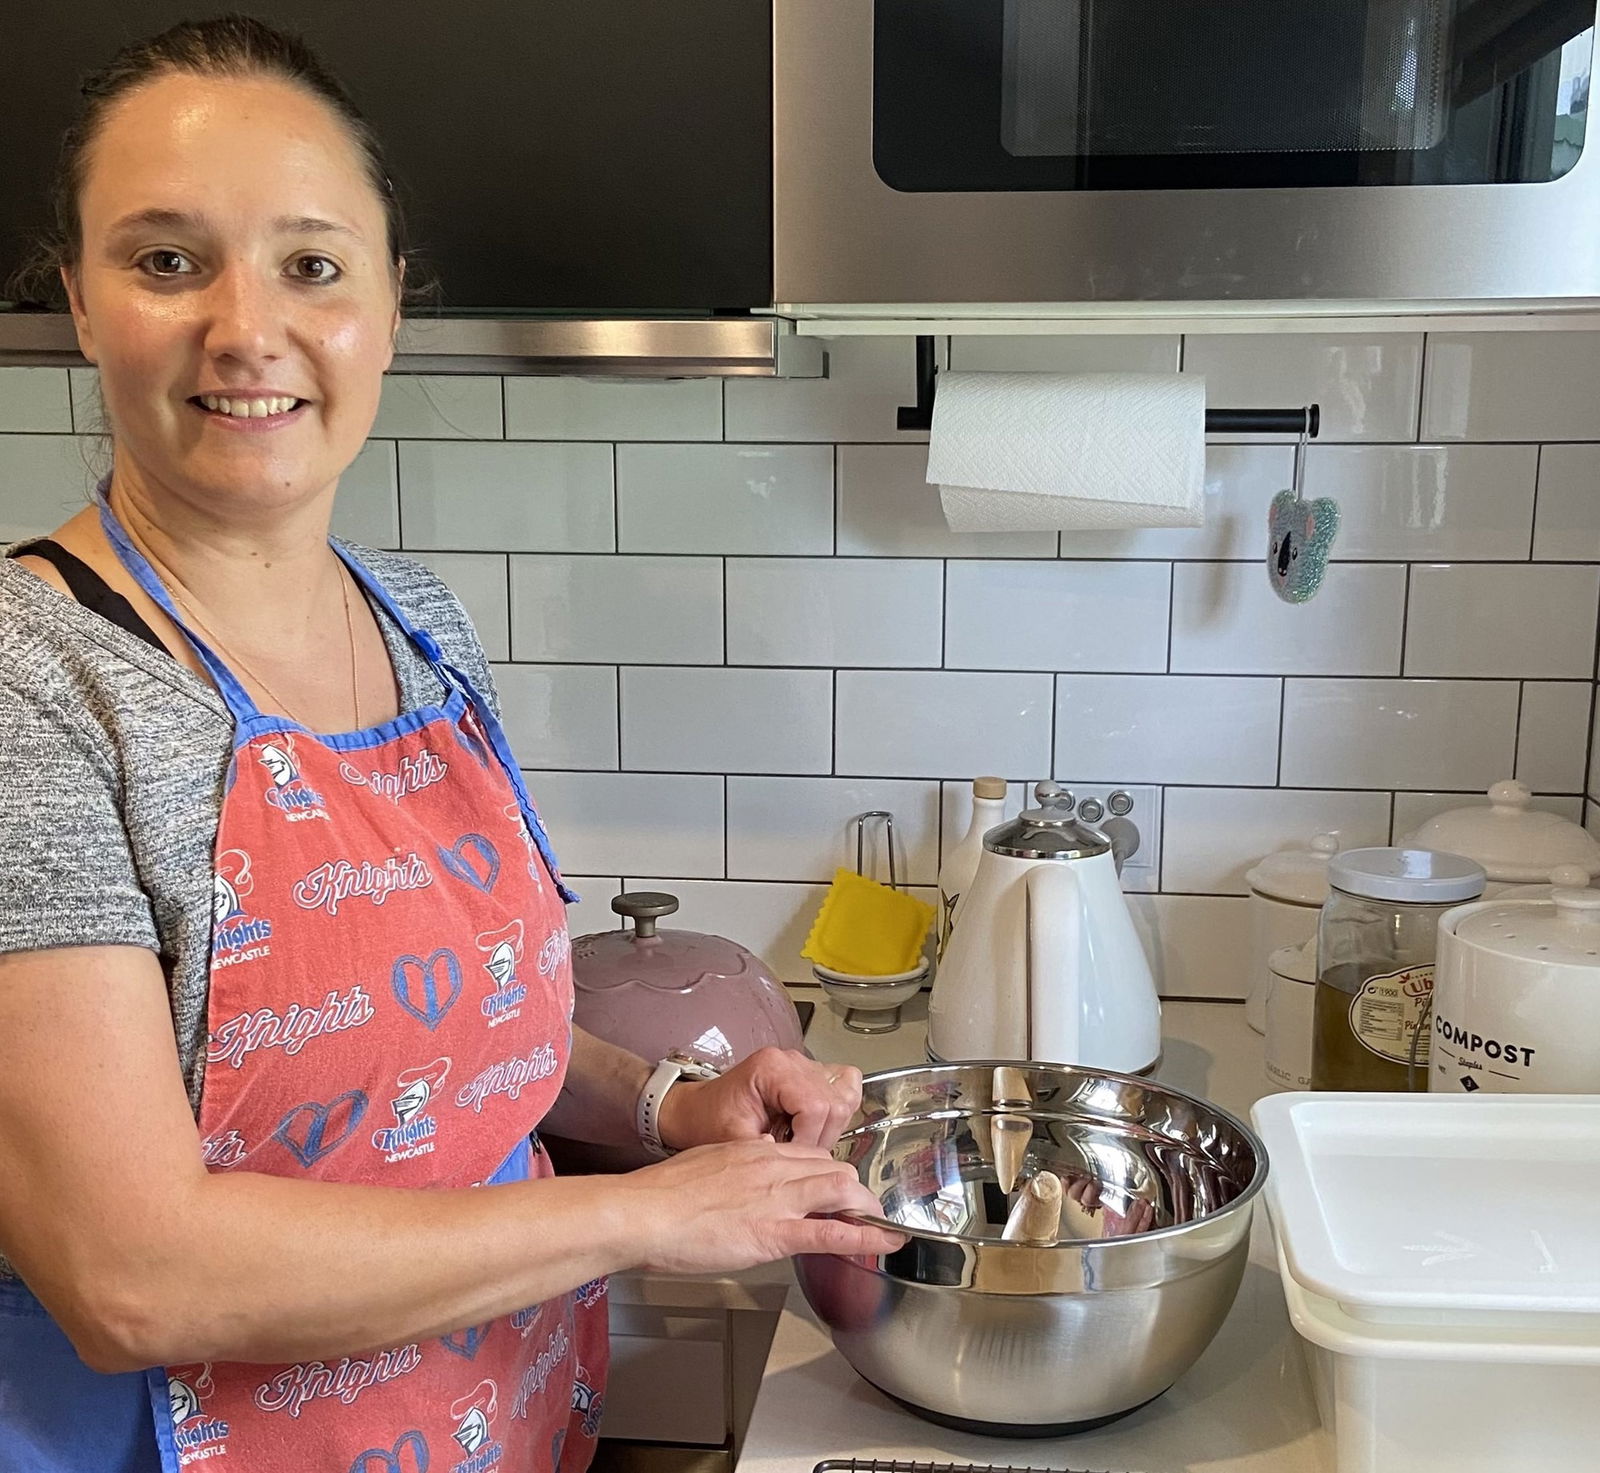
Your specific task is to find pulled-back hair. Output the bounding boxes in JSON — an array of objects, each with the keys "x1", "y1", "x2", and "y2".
[{"x1": 9, "y1": 13, "x2": 423, "y2": 305}]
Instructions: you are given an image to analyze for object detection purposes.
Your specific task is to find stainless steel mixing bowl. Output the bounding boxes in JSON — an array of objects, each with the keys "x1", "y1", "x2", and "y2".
[{"x1": 795, "y1": 1061, "x2": 1267, "y2": 1436}]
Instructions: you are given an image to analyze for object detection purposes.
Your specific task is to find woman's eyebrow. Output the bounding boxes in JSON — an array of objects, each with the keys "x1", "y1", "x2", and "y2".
[{"x1": 104, "y1": 207, "x2": 362, "y2": 241}]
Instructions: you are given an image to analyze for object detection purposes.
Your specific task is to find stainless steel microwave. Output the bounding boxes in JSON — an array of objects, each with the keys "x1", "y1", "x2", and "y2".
[{"x1": 773, "y1": 0, "x2": 1600, "y2": 312}]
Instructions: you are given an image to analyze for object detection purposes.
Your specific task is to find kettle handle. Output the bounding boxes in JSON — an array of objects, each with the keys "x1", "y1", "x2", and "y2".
[{"x1": 1025, "y1": 862, "x2": 1081, "y2": 1064}]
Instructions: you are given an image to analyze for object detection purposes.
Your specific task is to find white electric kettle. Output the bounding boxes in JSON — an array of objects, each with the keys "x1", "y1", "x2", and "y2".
[{"x1": 927, "y1": 781, "x2": 1162, "y2": 1073}]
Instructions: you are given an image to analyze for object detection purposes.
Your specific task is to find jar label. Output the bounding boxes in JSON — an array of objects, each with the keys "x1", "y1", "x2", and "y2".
[{"x1": 1347, "y1": 965, "x2": 1434, "y2": 1066}]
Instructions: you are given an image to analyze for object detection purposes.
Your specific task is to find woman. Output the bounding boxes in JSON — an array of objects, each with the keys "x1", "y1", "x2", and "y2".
[{"x1": 0, "y1": 17, "x2": 901, "y2": 1473}]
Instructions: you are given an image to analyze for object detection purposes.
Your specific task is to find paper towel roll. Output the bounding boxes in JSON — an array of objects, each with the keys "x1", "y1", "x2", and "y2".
[{"x1": 927, "y1": 371, "x2": 1206, "y2": 533}]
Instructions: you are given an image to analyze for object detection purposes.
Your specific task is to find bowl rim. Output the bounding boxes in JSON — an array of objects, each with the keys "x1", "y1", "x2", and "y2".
[{"x1": 833, "y1": 1057, "x2": 1271, "y2": 1251}]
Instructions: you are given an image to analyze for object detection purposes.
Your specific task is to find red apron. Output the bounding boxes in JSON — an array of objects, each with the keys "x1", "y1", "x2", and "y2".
[{"x1": 99, "y1": 499, "x2": 608, "y2": 1473}]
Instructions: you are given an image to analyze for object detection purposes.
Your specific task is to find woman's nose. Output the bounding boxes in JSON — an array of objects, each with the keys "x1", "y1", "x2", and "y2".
[{"x1": 199, "y1": 264, "x2": 288, "y2": 365}]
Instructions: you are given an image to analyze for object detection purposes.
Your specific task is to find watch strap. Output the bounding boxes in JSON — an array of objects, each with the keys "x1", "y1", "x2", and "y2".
[{"x1": 636, "y1": 1054, "x2": 718, "y2": 1160}]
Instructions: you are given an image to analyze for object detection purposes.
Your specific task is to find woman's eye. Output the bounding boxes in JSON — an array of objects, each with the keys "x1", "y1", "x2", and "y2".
[
  {"x1": 290, "y1": 255, "x2": 342, "y2": 283},
  {"x1": 139, "y1": 249, "x2": 194, "y2": 277}
]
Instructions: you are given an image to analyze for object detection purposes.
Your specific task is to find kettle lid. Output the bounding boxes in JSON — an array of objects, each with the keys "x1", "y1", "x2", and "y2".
[{"x1": 984, "y1": 781, "x2": 1111, "y2": 860}]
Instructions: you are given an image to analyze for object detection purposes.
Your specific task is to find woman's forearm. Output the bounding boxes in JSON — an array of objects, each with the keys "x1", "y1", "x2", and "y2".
[
  {"x1": 82, "y1": 1167, "x2": 640, "y2": 1372},
  {"x1": 539, "y1": 1026, "x2": 653, "y2": 1148}
]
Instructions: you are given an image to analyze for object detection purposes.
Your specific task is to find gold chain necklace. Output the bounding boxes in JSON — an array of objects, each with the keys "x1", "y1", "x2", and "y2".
[{"x1": 136, "y1": 534, "x2": 365, "y2": 732}]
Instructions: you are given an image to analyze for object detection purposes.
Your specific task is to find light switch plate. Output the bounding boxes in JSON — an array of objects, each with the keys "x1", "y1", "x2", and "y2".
[{"x1": 1054, "y1": 781, "x2": 1161, "y2": 893}]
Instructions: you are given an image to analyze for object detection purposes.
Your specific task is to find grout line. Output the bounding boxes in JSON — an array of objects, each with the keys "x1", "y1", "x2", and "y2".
[
  {"x1": 721, "y1": 556, "x2": 728, "y2": 664},
  {"x1": 1398, "y1": 564, "x2": 1413, "y2": 676},
  {"x1": 498, "y1": 376, "x2": 507, "y2": 440},
  {"x1": 1530, "y1": 443, "x2": 1544, "y2": 560},
  {"x1": 502, "y1": 552, "x2": 512, "y2": 661},
  {"x1": 1413, "y1": 334, "x2": 1429, "y2": 442},
  {"x1": 1512, "y1": 681, "x2": 1528, "y2": 782},
  {"x1": 831, "y1": 444, "x2": 840, "y2": 556},
  {"x1": 1164, "y1": 562, "x2": 1175, "y2": 674},
  {"x1": 722, "y1": 773, "x2": 729, "y2": 879},
  {"x1": 939, "y1": 561, "x2": 948, "y2": 669},
  {"x1": 1274, "y1": 678, "x2": 1287, "y2": 786},
  {"x1": 830, "y1": 669, "x2": 839, "y2": 777},
  {"x1": 614, "y1": 665, "x2": 623, "y2": 770},
  {"x1": 610, "y1": 444, "x2": 619, "y2": 554}
]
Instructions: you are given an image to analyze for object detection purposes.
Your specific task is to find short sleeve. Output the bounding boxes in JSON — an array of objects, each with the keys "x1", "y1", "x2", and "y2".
[{"x1": 0, "y1": 681, "x2": 158, "y2": 956}]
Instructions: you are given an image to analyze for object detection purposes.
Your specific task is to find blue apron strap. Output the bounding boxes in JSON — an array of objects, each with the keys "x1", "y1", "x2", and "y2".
[
  {"x1": 94, "y1": 485, "x2": 260, "y2": 725},
  {"x1": 334, "y1": 543, "x2": 579, "y2": 907}
]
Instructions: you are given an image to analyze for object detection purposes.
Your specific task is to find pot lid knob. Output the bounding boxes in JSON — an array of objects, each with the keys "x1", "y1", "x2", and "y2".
[
  {"x1": 612, "y1": 890, "x2": 679, "y2": 939},
  {"x1": 1487, "y1": 779, "x2": 1533, "y2": 812},
  {"x1": 1025, "y1": 780, "x2": 1075, "y2": 819}
]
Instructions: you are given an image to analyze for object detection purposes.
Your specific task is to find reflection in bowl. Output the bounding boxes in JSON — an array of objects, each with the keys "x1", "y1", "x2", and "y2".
[{"x1": 796, "y1": 1060, "x2": 1267, "y2": 1436}]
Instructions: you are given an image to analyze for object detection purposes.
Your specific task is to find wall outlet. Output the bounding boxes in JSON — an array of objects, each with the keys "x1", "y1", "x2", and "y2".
[{"x1": 1055, "y1": 782, "x2": 1162, "y2": 893}]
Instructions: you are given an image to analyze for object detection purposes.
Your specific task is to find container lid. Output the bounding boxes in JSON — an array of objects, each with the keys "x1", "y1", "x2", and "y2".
[
  {"x1": 1268, "y1": 935, "x2": 1317, "y2": 984},
  {"x1": 1452, "y1": 888, "x2": 1600, "y2": 967},
  {"x1": 1409, "y1": 780, "x2": 1600, "y2": 884},
  {"x1": 984, "y1": 779, "x2": 1110, "y2": 861},
  {"x1": 1328, "y1": 847, "x2": 1486, "y2": 905},
  {"x1": 972, "y1": 775, "x2": 1007, "y2": 800},
  {"x1": 1245, "y1": 832, "x2": 1342, "y2": 905},
  {"x1": 1254, "y1": 1093, "x2": 1600, "y2": 1317}
]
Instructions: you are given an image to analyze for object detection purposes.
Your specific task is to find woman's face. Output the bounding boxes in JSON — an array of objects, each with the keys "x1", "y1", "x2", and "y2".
[{"x1": 65, "y1": 71, "x2": 399, "y2": 519}]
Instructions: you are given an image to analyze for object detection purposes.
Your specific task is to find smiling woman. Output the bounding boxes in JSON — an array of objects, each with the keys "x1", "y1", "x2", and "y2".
[{"x1": 0, "y1": 16, "x2": 897, "y2": 1473}]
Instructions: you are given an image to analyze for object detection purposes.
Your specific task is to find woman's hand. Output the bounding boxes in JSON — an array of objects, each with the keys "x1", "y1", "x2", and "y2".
[
  {"x1": 657, "y1": 1048, "x2": 863, "y2": 1152},
  {"x1": 615, "y1": 1138, "x2": 904, "y2": 1274}
]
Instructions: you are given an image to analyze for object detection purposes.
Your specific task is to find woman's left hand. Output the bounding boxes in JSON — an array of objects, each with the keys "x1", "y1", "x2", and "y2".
[{"x1": 657, "y1": 1049, "x2": 863, "y2": 1152}]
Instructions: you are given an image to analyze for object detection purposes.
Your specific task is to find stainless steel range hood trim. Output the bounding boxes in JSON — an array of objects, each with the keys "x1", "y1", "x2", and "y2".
[{"x1": 0, "y1": 315, "x2": 824, "y2": 378}]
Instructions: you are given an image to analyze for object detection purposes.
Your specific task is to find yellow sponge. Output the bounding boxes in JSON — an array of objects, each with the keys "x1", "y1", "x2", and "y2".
[{"x1": 801, "y1": 868, "x2": 935, "y2": 976}]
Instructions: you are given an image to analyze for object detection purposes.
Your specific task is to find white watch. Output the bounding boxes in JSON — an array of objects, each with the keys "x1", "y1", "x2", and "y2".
[{"x1": 636, "y1": 1051, "x2": 720, "y2": 1160}]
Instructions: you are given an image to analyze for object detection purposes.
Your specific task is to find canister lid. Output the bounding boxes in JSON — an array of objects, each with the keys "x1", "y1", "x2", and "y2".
[
  {"x1": 984, "y1": 780, "x2": 1110, "y2": 861},
  {"x1": 1268, "y1": 935, "x2": 1317, "y2": 985},
  {"x1": 1452, "y1": 887, "x2": 1600, "y2": 967},
  {"x1": 1408, "y1": 780, "x2": 1600, "y2": 884},
  {"x1": 1328, "y1": 847, "x2": 1486, "y2": 905},
  {"x1": 1245, "y1": 832, "x2": 1342, "y2": 905},
  {"x1": 972, "y1": 775, "x2": 1007, "y2": 800}
]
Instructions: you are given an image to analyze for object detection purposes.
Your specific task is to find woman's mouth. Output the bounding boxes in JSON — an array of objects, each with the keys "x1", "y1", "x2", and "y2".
[{"x1": 188, "y1": 393, "x2": 310, "y2": 428}]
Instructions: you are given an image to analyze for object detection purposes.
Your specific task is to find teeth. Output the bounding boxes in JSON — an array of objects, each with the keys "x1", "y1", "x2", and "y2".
[{"x1": 198, "y1": 394, "x2": 299, "y2": 418}]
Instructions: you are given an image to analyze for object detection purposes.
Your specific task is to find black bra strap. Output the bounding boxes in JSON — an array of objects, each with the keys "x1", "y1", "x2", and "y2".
[{"x1": 11, "y1": 538, "x2": 168, "y2": 654}]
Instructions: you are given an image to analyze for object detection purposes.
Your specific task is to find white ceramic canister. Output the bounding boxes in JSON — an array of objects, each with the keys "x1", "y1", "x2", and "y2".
[
  {"x1": 1431, "y1": 887, "x2": 1600, "y2": 1094},
  {"x1": 1264, "y1": 935, "x2": 1317, "y2": 1090},
  {"x1": 1243, "y1": 833, "x2": 1340, "y2": 1033},
  {"x1": 1408, "y1": 780, "x2": 1600, "y2": 897}
]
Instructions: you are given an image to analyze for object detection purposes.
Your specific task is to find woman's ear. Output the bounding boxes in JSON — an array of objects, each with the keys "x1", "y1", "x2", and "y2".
[{"x1": 61, "y1": 265, "x2": 98, "y2": 365}]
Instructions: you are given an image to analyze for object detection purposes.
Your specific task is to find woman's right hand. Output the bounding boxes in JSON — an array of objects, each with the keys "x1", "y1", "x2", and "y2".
[{"x1": 615, "y1": 1138, "x2": 906, "y2": 1275}]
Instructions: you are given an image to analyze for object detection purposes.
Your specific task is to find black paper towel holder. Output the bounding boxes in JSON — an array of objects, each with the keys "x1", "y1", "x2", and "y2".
[{"x1": 894, "y1": 333, "x2": 1320, "y2": 439}]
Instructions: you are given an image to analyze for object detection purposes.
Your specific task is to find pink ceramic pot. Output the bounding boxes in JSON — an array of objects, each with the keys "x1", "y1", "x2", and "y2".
[{"x1": 571, "y1": 892, "x2": 805, "y2": 1071}]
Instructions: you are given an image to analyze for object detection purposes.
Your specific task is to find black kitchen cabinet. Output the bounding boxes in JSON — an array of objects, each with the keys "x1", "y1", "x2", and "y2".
[{"x1": 1, "y1": 1, "x2": 772, "y2": 314}]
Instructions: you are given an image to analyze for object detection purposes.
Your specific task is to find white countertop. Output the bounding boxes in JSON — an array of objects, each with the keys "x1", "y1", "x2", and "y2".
[{"x1": 737, "y1": 994, "x2": 1325, "y2": 1473}]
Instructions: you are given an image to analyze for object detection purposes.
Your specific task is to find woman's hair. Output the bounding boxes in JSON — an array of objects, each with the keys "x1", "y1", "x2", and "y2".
[{"x1": 7, "y1": 12, "x2": 430, "y2": 307}]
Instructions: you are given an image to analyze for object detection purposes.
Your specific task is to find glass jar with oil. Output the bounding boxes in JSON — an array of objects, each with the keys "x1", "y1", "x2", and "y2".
[{"x1": 1312, "y1": 848, "x2": 1485, "y2": 1091}]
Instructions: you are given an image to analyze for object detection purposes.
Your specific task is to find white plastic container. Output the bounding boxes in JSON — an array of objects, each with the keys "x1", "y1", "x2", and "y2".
[
  {"x1": 1255, "y1": 1093, "x2": 1600, "y2": 1472},
  {"x1": 1276, "y1": 1238, "x2": 1600, "y2": 1473},
  {"x1": 1244, "y1": 832, "x2": 1340, "y2": 1032},
  {"x1": 1264, "y1": 935, "x2": 1316, "y2": 1090}
]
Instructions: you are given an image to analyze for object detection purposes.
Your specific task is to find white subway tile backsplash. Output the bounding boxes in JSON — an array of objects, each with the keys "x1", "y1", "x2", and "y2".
[
  {"x1": 1171, "y1": 562, "x2": 1405, "y2": 676},
  {"x1": 371, "y1": 375, "x2": 503, "y2": 439},
  {"x1": 1592, "y1": 699, "x2": 1600, "y2": 804},
  {"x1": 726, "y1": 776, "x2": 941, "y2": 884},
  {"x1": 399, "y1": 441, "x2": 614, "y2": 552},
  {"x1": 408, "y1": 552, "x2": 509, "y2": 661},
  {"x1": 1304, "y1": 444, "x2": 1537, "y2": 561},
  {"x1": 837, "y1": 444, "x2": 1056, "y2": 559},
  {"x1": 1058, "y1": 444, "x2": 1294, "y2": 561},
  {"x1": 494, "y1": 663, "x2": 618, "y2": 770},
  {"x1": 1392, "y1": 790, "x2": 1586, "y2": 842},
  {"x1": 725, "y1": 558, "x2": 942, "y2": 667},
  {"x1": 1281, "y1": 679, "x2": 1519, "y2": 790},
  {"x1": 505, "y1": 377, "x2": 721, "y2": 442},
  {"x1": 1423, "y1": 333, "x2": 1600, "y2": 442},
  {"x1": 1404, "y1": 564, "x2": 1600, "y2": 679},
  {"x1": 1161, "y1": 787, "x2": 1391, "y2": 895},
  {"x1": 621, "y1": 667, "x2": 833, "y2": 774},
  {"x1": 330, "y1": 441, "x2": 400, "y2": 549},
  {"x1": 523, "y1": 771, "x2": 724, "y2": 878},
  {"x1": 619, "y1": 877, "x2": 836, "y2": 981},
  {"x1": 0, "y1": 434, "x2": 95, "y2": 538},
  {"x1": 1517, "y1": 682, "x2": 1594, "y2": 794},
  {"x1": 1184, "y1": 334, "x2": 1424, "y2": 442},
  {"x1": 0, "y1": 368, "x2": 71, "y2": 433},
  {"x1": 1534, "y1": 445, "x2": 1600, "y2": 562},
  {"x1": 837, "y1": 670, "x2": 1054, "y2": 779},
  {"x1": 1055, "y1": 675, "x2": 1281, "y2": 785},
  {"x1": 510, "y1": 555, "x2": 722, "y2": 664},
  {"x1": 947, "y1": 335, "x2": 1180, "y2": 374},
  {"x1": 1127, "y1": 893, "x2": 1253, "y2": 999},
  {"x1": 616, "y1": 444, "x2": 833, "y2": 555},
  {"x1": 724, "y1": 336, "x2": 934, "y2": 444},
  {"x1": 944, "y1": 561, "x2": 1170, "y2": 672}
]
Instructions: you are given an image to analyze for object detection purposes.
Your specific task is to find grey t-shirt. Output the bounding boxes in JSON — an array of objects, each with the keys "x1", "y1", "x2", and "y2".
[{"x1": 0, "y1": 542, "x2": 503, "y2": 1112}]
